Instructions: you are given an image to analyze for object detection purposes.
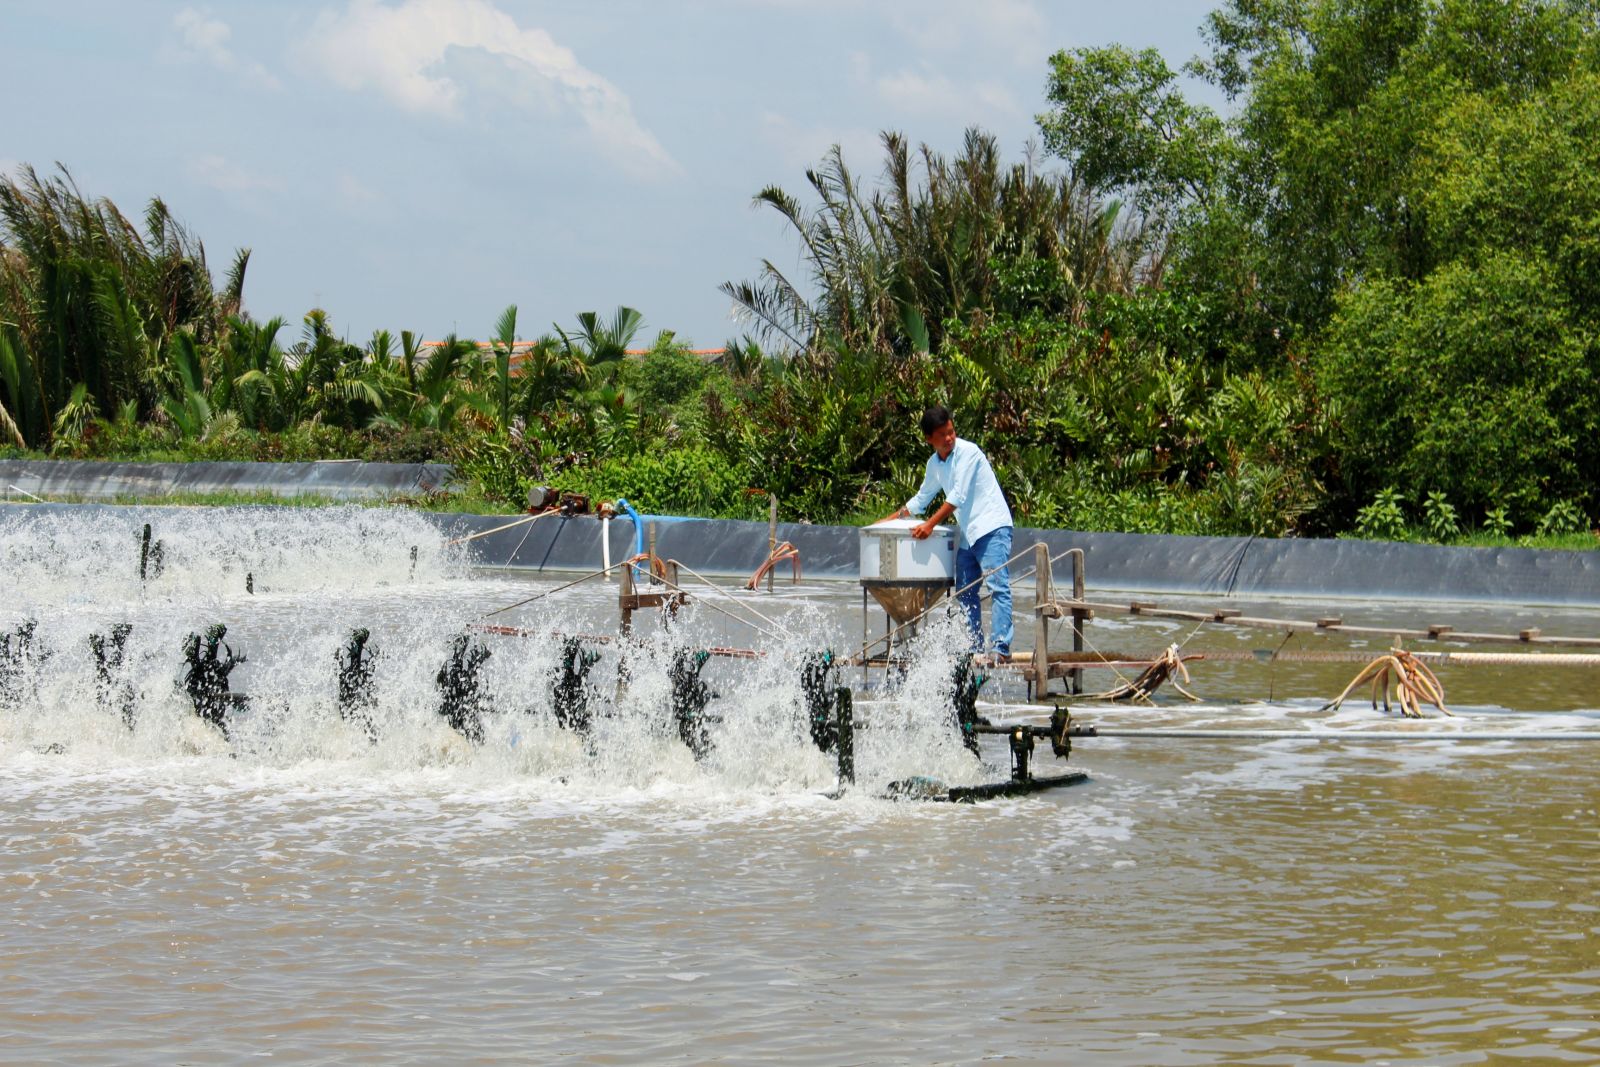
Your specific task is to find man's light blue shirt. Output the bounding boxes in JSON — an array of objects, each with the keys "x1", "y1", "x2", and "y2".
[{"x1": 905, "y1": 437, "x2": 1013, "y2": 548}]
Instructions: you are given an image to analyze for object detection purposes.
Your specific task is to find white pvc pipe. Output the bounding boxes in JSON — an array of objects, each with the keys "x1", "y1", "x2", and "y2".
[
  {"x1": 1089, "y1": 728, "x2": 1600, "y2": 742},
  {"x1": 601, "y1": 516, "x2": 612, "y2": 580}
]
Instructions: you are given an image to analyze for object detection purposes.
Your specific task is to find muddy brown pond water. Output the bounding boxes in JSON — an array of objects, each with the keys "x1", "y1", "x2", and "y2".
[{"x1": 2, "y1": 507, "x2": 1597, "y2": 1065}]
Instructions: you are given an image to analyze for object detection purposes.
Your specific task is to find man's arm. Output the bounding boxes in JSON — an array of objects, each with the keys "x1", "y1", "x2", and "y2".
[
  {"x1": 911, "y1": 500, "x2": 956, "y2": 540},
  {"x1": 879, "y1": 460, "x2": 938, "y2": 524}
]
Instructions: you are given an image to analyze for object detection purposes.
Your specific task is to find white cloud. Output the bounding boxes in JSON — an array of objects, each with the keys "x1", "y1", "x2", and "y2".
[
  {"x1": 297, "y1": 0, "x2": 678, "y2": 179},
  {"x1": 173, "y1": 8, "x2": 281, "y2": 90},
  {"x1": 741, "y1": 0, "x2": 1048, "y2": 65},
  {"x1": 885, "y1": 0, "x2": 1048, "y2": 65},
  {"x1": 875, "y1": 69, "x2": 1018, "y2": 120},
  {"x1": 191, "y1": 154, "x2": 284, "y2": 194},
  {"x1": 335, "y1": 172, "x2": 381, "y2": 205}
]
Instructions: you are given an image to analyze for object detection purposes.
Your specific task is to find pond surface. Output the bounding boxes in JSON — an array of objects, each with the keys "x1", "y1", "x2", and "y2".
[{"x1": 2, "y1": 506, "x2": 1596, "y2": 1065}]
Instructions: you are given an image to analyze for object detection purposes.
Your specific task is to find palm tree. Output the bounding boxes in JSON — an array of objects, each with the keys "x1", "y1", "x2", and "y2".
[
  {"x1": 721, "y1": 128, "x2": 1158, "y2": 358},
  {"x1": 513, "y1": 334, "x2": 589, "y2": 419},
  {"x1": 0, "y1": 164, "x2": 248, "y2": 446},
  {"x1": 554, "y1": 306, "x2": 643, "y2": 385},
  {"x1": 408, "y1": 333, "x2": 479, "y2": 431},
  {"x1": 485, "y1": 304, "x2": 518, "y2": 433}
]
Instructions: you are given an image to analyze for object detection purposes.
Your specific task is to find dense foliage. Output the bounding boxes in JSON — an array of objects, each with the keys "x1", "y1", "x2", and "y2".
[
  {"x1": 4, "y1": 0, "x2": 1597, "y2": 544},
  {"x1": 1039, "y1": 0, "x2": 1600, "y2": 535}
]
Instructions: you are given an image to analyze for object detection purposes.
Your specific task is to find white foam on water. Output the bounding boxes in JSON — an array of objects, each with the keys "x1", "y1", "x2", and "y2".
[{"x1": 0, "y1": 508, "x2": 1028, "y2": 817}]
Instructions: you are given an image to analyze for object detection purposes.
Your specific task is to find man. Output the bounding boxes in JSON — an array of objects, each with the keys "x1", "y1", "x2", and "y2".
[{"x1": 881, "y1": 406, "x2": 1014, "y2": 661}]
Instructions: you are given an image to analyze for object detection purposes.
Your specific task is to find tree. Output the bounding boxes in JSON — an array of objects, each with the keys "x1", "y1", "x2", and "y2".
[
  {"x1": 722, "y1": 129, "x2": 1155, "y2": 358},
  {"x1": 1318, "y1": 251, "x2": 1594, "y2": 521},
  {"x1": 554, "y1": 306, "x2": 644, "y2": 384},
  {"x1": 1038, "y1": 45, "x2": 1229, "y2": 217},
  {"x1": 0, "y1": 165, "x2": 248, "y2": 446}
]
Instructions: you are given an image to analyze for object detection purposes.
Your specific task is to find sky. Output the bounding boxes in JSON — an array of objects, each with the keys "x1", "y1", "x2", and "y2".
[{"x1": 1, "y1": 1, "x2": 1220, "y2": 348}]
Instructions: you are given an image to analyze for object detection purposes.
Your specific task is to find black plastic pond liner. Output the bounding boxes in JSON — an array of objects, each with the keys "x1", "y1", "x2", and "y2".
[
  {"x1": 431, "y1": 513, "x2": 1599, "y2": 607},
  {"x1": 1, "y1": 457, "x2": 1596, "y2": 605}
]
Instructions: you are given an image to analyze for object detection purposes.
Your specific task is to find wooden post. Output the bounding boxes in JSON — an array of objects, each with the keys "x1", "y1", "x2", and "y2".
[
  {"x1": 648, "y1": 521, "x2": 659, "y2": 584},
  {"x1": 1033, "y1": 542, "x2": 1051, "y2": 701},
  {"x1": 619, "y1": 558, "x2": 635, "y2": 635},
  {"x1": 767, "y1": 493, "x2": 778, "y2": 593},
  {"x1": 861, "y1": 586, "x2": 869, "y2": 687},
  {"x1": 1070, "y1": 548, "x2": 1086, "y2": 696}
]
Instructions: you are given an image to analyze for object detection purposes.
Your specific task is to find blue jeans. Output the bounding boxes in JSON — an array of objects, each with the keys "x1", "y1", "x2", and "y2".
[{"x1": 955, "y1": 526, "x2": 1012, "y2": 656}]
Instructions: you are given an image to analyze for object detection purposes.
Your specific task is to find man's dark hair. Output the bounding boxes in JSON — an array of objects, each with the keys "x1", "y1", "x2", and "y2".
[{"x1": 919, "y1": 405, "x2": 952, "y2": 437}]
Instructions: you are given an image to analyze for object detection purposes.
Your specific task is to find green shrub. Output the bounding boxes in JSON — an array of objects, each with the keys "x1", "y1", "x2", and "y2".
[
  {"x1": 1423, "y1": 491, "x2": 1460, "y2": 542},
  {"x1": 555, "y1": 447, "x2": 754, "y2": 517},
  {"x1": 453, "y1": 436, "x2": 544, "y2": 507},
  {"x1": 1536, "y1": 499, "x2": 1590, "y2": 537},
  {"x1": 1482, "y1": 505, "x2": 1514, "y2": 539},
  {"x1": 618, "y1": 333, "x2": 713, "y2": 410},
  {"x1": 364, "y1": 427, "x2": 451, "y2": 464},
  {"x1": 1354, "y1": 488, "x2": 1409, "y2": 541}
]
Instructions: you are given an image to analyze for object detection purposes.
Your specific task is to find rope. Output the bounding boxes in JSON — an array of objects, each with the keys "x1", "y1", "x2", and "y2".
[
  {"x1": 477, "y1": 552, "x2": 789, "y2": 640},
  {"x1": 745, "y1": 541, "x2": 801, "y2": 590},
  {"x1": 1030, "y1": 557, "x2": 1155, "y2": 703},
  {"x1": 1072, "y1": 623, "x2": 1160, "y2": 705},
  {"x1": 1266, "y1": 630, "x2": 1296, "y2": 703},
  {"x1": 657, "y1": 573, "x2": 787, "y2": 641},
  {"x1": 446, "y1": 510, "x2": 551, "y2": 546},
  {"x1": 661, "y1": 560, "x2": 792, "y2": 639},
  {"x1": 478, "y1": 557, "x2": 641, "y2": 618},
  {"x1": 491, "y1": 514, "x2": 542, "y2": 569}
]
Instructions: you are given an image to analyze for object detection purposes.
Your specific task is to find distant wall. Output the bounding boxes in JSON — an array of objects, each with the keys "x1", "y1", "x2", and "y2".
[{"x1": 0, "y1": 459, "x2": 455, "y2": 501}]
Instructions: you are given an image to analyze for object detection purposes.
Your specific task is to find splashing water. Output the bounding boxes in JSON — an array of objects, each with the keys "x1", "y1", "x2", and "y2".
[{"x1": 0, "y1": 506, "x2": 1000, "y2": 799}]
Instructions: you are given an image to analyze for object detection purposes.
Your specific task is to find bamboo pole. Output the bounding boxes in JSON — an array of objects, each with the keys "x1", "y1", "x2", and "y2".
[
  {"x1": 1032, "y1": 542, "x2": 1051, "y2": 701},
  {"x1": 1041, "y1": 597, "x2": 1600, "y2": 650}
]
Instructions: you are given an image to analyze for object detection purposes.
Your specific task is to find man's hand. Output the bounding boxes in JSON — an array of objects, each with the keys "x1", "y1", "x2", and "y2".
[{"x1": 911, "y1": 520, "x2": 936, "y2": 540}]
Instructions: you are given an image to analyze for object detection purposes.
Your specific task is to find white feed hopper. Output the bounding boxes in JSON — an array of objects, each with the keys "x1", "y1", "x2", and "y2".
[
  {"x1": 860, "y1": 519, "x2": 956, "y2": 625},
  {"x1": 859, "y1": 519, "x2": 957, "y2": 581}
]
